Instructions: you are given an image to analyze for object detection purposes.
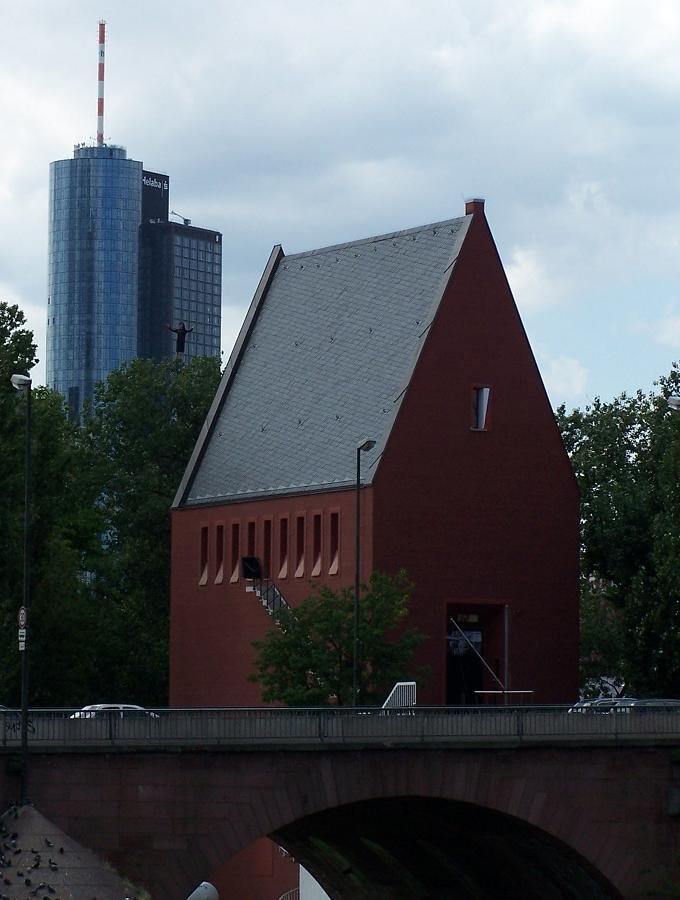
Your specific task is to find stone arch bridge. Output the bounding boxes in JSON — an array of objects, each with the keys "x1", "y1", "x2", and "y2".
[{"x1": 1, "y1": 706, "x2": 679, "y2": 898}]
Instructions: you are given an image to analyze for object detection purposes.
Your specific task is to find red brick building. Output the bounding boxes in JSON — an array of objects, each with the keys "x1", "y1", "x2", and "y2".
[{"x1": 170, "y1": 198, "x2": 579, "y2": 711}]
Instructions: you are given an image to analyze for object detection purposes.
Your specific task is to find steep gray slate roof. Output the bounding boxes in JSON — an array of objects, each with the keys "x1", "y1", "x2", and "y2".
[{"x1": 179, "y1": 215, "x2": 471, "y2": 506}]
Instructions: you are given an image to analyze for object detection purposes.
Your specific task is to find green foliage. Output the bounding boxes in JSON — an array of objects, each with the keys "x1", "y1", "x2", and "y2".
[
  {"x1": 0, "y1": 304, "x2": 102, "y2": 704},
  {"x1": 82, "y1": 355, "x2": 222, "y2": 704},
  {"x1": 557, "y1": 364, "x2": 680, "y2": 696},
  {"x1": 249, "y1": 570, "x2": 428, "y2": 706},
  {"x1": 0, "y1": 309, "x2": 221, "y2": 707},
  {"x1": 0, "y1": 302, "x2": 37, "y2": 404}
]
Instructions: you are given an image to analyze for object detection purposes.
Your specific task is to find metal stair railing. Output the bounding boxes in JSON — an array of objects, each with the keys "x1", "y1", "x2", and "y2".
[{"x1": 246, "y1": 577, "x2": 291, "y2": 616}]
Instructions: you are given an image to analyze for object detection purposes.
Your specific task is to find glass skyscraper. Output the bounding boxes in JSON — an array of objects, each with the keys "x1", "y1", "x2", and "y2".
[
  {"x1": 47, "y1": 145, "x2": 142, "y2": 417},
  {"x1": 46, "y1": 145, "x2": 222, "y2": 418},
  {"x1": 138, "y1": 222, "x2": 222, "y2": 362}
]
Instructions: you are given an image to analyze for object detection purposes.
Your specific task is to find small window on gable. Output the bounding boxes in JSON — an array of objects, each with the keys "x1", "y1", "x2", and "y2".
[
  {"x1": 279, "y1": 518, "x2": 289, "y2": 579},
  {"x1": 199, "y1": 526, "x2": 208, "y2": 586},
  {"x1": 215, "y1": 524, "x2": 224, "y2": 584},
  {"x1": 230, "y1": 523, "x2": 240, "y2": 583},
  {"x1": 472, "y1": 386, "x2": 491, "y2": 431},
  {"x1": 329, "y1": 511, "x2": 339, "y2": 575},
  {"x1": 263, "y1": 519, "x2": 272, "y2": 579},
  {"x1": 311, "y1": 513, "x2": 322, "y2": 577},
  {"x1": 295, "y1": 515, "x2": 305, "y2": 578}
]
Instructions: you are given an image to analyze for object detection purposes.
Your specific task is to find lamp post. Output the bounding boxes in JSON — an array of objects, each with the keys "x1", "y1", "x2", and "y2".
[
  {"x1": 11, "y1": 373, "x2": 31, "y2": 805},
  {"x1": 353, "y1": 438, "x2": 376, "y2": 707}
]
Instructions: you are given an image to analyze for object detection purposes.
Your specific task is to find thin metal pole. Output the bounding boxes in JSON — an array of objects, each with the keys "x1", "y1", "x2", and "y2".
[
  {"x1": 503, "y1": 605, "x2": 510, "y2": 706},
  {"x1": 20, "y1": 384, "x2": 31, "y2": 804},
  {"x1": 352, "y1": 447, "x2": 361, "y2": 707}
]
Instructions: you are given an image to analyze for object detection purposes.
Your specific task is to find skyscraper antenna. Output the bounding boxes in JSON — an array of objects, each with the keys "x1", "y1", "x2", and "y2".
[{"x1": 97, "y1": 20, "x2": 106, "y2": 146}]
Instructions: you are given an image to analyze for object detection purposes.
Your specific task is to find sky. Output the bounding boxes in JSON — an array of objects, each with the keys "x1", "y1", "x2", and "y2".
[{"x1": 2, "y1": 0, "x2": 680, "y2": 411}]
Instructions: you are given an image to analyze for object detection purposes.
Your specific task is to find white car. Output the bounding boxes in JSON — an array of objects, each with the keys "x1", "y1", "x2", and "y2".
[
  {"x1": 567, "y1": 697, "x2": 637, "y2": 714},
  {"x1": 69, "y1": 703, "x2": 159, "y2": 719}
]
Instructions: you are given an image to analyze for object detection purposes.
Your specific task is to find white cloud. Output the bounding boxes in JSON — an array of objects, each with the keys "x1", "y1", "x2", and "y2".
[
  {"x1": 652, "y1": 313, "x2": 680, "y2": 348},
  {"x1": 539, "y1": 354, "x2": 589, "y2": 406},
  {"x1": 1, "y1": 0, "x2": 680, "y2": 404},
  {"x1": 505, "y1": 246, "x2": 562, "y2": 312}
]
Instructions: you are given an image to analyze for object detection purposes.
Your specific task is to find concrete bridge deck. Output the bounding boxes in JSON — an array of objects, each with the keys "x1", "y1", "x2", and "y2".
[{"x1": 2, "y1": 704, "x2": 679, "y2": 752}]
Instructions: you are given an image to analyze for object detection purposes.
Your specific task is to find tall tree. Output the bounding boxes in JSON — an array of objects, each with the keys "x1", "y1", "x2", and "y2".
[
  {"x1": 557, "y1": 365, "x2": 680, "y2": 696},
  {"x1": 0, "y1": 302, "x2": 37, "y2": 396},
  {"x1": 84, "y1": 355, "x2": 222, "y2": 704},
  {"x1": 250, "y1": 570, "x2": 428, "y2": 706},
  {"x1": 0, "y1": 303, "x2": 104, "y2": 704}
]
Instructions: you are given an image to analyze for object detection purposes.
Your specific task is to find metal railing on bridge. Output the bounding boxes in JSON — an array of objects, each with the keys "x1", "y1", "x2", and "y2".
[{"x1": 1, "y1": 705, "x2": 680, "y2": 753}]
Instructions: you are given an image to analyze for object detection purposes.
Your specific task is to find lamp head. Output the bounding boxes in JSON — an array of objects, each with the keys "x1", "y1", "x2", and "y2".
[
  {"x1": 357, "y1": 438, "x2": 376, "y2": 452},
  {"x1": 668, "y1": 395, "x2": 680, "y2": 412},
  {"x1": 10, "y1": 374, "x2": 31, "y2": 392}
]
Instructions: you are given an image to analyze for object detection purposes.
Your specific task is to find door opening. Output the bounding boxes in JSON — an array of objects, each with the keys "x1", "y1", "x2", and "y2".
[{"x1": 446, "y1": 621, "x2": 484, "y2": 705}]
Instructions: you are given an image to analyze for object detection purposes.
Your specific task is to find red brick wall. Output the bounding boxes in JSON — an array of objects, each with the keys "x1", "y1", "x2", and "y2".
[
  {"x1": 170, "y1": 488, "x2": 372, "y2": 706},
  {"x1": 372, "y1": 207, "x2": 580, "y2": 703}
]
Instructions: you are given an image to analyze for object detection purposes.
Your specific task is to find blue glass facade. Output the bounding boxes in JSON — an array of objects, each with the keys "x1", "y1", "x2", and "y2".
[{"x1": 46, "y1": 145, "x2": 142, "y2": 415}]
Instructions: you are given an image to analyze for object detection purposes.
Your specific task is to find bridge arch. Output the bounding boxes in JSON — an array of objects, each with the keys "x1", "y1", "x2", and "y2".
[
  {"x1": 271, "y1": 795, "x2": 621, "y2": 899},
  {"x1": 2, "y1": 745, "x2": 675, "y2": 898}
]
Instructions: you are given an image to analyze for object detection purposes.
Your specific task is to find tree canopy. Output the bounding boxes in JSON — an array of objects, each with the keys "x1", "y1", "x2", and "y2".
[
  {"x1": 249, "y1": 570, "x2": 428, "y2": 706},
  {"x1": 83, "y1": 355, "x2": 222, "y2": 703},
  {"x1": 0, "y1": 307, "x2": 221, "y2": 706},
  {"x1": 557, "y1": 364, "x2": 680, "y2": 697}
]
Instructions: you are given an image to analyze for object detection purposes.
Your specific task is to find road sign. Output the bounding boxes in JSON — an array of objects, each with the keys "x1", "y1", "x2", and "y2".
[
  {"x1": 18, "y1": 606, "x2": 27, "y2": 629},
  {"x1": 18, "y1": 628, "x2": 26, "y2": 640},
  {"x1": 18, "y1": 641, "x2": 25, "y2": 652}
]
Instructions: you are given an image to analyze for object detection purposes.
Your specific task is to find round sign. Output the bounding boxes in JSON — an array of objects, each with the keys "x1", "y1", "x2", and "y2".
[{"x1": 18, "y1": 606, "x2": 27, "y2": 629}]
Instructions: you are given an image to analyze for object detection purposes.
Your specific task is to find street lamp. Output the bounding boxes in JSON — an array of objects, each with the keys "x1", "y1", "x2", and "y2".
[
  {"x1": 353, "y1": 438, "x2": 376, "y2": 707},
  {"x1": 11, "y1": 373, "x2": 31, "y2": 805}
]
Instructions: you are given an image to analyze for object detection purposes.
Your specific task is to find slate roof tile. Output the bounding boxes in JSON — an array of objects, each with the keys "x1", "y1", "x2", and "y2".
[{"x1": 181, "y1": 215, "x2": 471, "y2": 506}]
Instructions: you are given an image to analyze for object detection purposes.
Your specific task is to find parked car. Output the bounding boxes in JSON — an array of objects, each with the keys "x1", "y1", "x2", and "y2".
[
  {"x1": 567, "y1": 697, "x2": 637, "y2": 714},
  {"x1": 69, "y1": 704, "x2": 159, "y2": 719},
  {"x1": 612, "y1": 698, "x2": 680, "y2": 713}
]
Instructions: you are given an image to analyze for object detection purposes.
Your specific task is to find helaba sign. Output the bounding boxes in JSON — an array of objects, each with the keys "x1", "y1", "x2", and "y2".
[
  {"x1": 143, "y1": 174, "x2": 168, "y2": 191},
  {"x1": 142, "y1": 170, "x2": 170, "y2": 221}
]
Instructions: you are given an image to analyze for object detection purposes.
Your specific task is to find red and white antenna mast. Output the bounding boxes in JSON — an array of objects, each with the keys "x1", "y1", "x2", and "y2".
[{"x1": 96, "y1": 20, "x2": 106, "y2": 145}]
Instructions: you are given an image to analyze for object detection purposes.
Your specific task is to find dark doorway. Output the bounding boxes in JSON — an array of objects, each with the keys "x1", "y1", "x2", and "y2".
[{"x1": 446, "y1": 618, "x2": 484, "y2": 705}]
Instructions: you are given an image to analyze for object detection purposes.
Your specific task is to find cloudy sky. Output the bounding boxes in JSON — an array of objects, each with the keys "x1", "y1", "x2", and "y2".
[{"x1": 2, "y1": 0, "x2": 680, "y2": 410}]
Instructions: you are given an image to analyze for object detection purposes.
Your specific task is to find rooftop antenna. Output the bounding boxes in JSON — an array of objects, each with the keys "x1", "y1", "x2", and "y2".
[
  {"x1": 170, "y1": 210, "x2": 192, "y2": 226},
  {"x1": 97, "y1": 20, "x2": 106, "y2": 146}
]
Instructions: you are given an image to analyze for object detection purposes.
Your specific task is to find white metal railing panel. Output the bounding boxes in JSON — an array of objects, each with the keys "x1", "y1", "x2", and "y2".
[{"x1": 382, "y1": 681, "x2": 417, "y2": 708}]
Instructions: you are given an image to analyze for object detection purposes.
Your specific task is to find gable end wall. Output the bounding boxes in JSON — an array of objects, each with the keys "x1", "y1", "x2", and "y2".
[{"x1": 372, "y1": 209, "x2": 580, "y2": 704}]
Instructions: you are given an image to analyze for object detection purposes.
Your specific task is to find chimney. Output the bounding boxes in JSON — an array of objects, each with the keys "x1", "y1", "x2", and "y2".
[{"x1": 465, "y1": 198, "x2": 485, "y2": 216}]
